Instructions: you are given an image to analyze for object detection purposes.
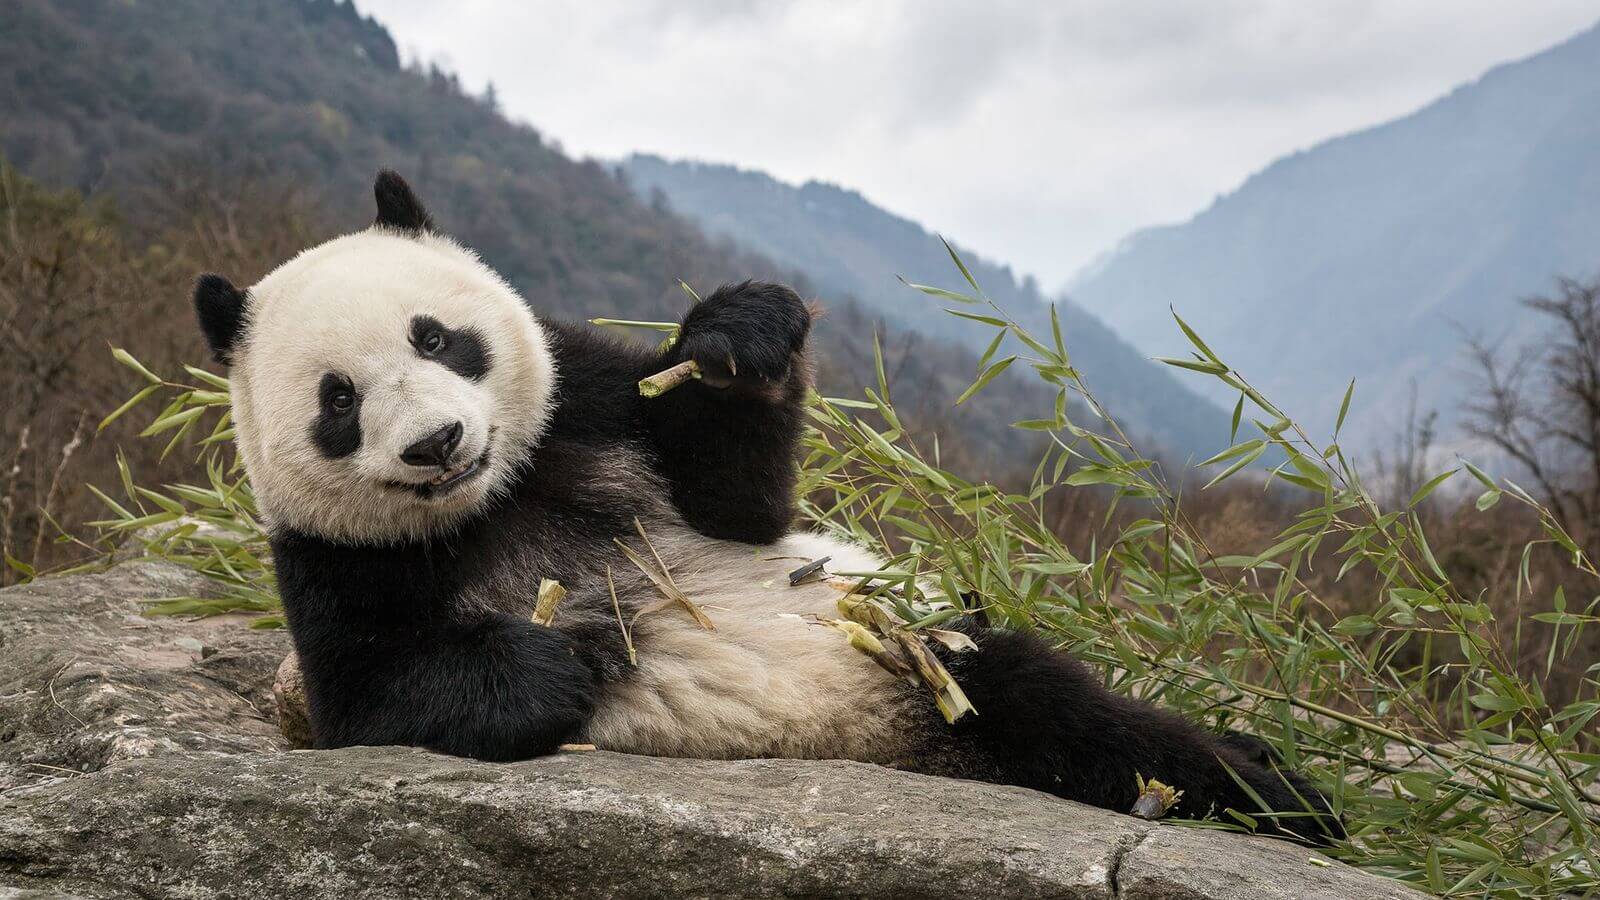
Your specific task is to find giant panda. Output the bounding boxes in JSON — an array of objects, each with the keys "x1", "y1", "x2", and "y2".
[{"x1": 190, "y1": 170, "x2": 1342, "y2": 844}]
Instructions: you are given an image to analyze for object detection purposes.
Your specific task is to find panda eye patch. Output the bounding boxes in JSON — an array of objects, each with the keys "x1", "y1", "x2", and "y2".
[
  {"x1": 312, "y1": 373, "x2": 361, "y2": 459},
  {"x1": 409, "y1": 314, "x2": 491, "y2": 381},
  {"x1": 318, "y1": 374, "x2": 358, "y2": 415}
]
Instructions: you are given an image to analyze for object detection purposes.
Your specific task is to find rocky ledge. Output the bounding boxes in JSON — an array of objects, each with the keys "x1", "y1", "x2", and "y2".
[{"x1": 0, "y1": 563, "x2": 1425, "y2": 899}]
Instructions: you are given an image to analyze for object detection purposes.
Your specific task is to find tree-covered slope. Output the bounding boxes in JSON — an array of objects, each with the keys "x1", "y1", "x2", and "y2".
[
  {"x1": 1065, "y1": 20, "x2": 1600, "y2": 444},
  {"x1": 621, "y1": 155, "x2": 1226, "y2": 455},
  {"x1": 0, "y1": 0, "x2": 1073, "y2": 471},
  {"x1": 0, "y1": 0, "x2": 740, "y2": 319}
]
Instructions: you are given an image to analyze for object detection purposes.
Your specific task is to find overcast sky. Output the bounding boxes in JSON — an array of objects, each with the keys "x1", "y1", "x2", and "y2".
[{"x1": 354, "y1": 1, "x2": 1598, "y2": 289}]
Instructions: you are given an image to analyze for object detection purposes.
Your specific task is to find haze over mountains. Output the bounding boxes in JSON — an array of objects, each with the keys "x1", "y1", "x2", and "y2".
[
  {"x1": 620, "y1": 155, "x2": 1226, "y2": 455},
  {"x1": 624, "y1": 17, "x2": 1600, "y2": 453},
  {"x1": 1067, "y1": 20, "x2": 1600, "y2": 446}
]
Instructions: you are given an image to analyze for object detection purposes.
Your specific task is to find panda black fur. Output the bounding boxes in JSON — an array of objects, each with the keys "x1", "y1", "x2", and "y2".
[{"x1": 193, "y1": 171, "x2": 1343, "y2": 845}]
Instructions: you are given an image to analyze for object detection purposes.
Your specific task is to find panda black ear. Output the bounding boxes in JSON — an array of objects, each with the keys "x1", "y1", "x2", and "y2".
[
  {"x1": 373, "y1": 169, "x2": 435, "y2": 233},
  {"x1": 193, "y1": 273, "x2": 249, "y2": 366}
]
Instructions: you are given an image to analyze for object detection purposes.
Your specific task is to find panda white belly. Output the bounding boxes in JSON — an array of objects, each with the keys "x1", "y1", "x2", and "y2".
[{"x1": 579, "y1": 530, "x2": 923, "y2": 764}]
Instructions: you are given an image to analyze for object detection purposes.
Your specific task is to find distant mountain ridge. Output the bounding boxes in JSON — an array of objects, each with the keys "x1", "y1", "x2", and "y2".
[
  {"x1": 1066, "y1": 20, "x2": 1600, "y2": 445},
  {"x1": 621, "y1": 155, "x2": 1226, "y2": 456}
]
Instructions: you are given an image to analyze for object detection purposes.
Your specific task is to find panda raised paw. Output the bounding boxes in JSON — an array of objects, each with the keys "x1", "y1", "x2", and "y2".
[{"x1": 672, "y1": 281, "x2": 811, "y2": 393}]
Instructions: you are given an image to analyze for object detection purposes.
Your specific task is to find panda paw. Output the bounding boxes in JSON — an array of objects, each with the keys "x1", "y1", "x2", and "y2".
[{"x1": 675, "y1": 281, "x2": 811, "y2": 391}]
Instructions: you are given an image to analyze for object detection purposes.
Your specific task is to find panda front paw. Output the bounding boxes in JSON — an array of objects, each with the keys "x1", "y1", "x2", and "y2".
[{"x1": 675, "y1": 281, "x2": 811, "y2": 392}]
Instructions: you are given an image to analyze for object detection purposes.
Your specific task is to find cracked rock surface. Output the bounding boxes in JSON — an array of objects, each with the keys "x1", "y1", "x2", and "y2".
[{"x1": 1, "y1": 563, "x2": 1426, "y2": 899}]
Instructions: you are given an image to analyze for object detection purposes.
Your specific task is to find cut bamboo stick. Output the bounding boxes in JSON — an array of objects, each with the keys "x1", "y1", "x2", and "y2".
[{"x1": 638, "y1": 359, "x2": 701, "y2": 397}]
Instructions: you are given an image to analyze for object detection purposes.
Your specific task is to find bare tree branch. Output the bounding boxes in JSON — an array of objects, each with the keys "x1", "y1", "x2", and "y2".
[{"x1": 1464, "y1": 276, "x2": 1600, "y2": 548}]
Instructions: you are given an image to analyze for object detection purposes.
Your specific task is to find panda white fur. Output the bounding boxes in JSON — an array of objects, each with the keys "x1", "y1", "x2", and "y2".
[{"x1": 191, "y1": 171, "x2": 1342, "y2": 843}]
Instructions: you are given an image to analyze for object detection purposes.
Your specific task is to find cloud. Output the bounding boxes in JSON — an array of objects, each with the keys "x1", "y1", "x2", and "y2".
[{"x1": 355, "y1": 0, "x2": 1598, "y2": 287}]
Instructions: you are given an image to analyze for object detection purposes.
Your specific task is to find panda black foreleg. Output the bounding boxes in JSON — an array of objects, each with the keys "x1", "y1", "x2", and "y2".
[
  {"x1": 641, "y1": 281, "x2": 813, "y2": 544},
  {"x1": 939, "y1": 624, "x2": 1345, "y2": 845},
  {"x1": 302, "y1": 612, "x2": 598, "y2": 762}
]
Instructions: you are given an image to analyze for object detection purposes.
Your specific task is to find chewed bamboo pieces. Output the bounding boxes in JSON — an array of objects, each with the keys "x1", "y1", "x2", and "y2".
[
  {"x1": 1131, "y1": 774, "x2": 1183, "y2": 820},
  {"x1": 531, "y1": 578, "x2": 567, "y2": 626},
  {"x1": 614, "y1": 518, "x2": 716, "y2": 631},
  {"x1": 784, "y1": 557, "x2": 978, "y2": 724}
]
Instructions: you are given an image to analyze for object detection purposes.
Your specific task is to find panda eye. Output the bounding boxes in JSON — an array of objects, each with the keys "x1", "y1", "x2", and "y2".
[
  {"x1": 422, "y1": 332, "x2": 445, "y2": 354},
  {"x1": 329, "y1": 391, "x2": 355, "y2": 413}
]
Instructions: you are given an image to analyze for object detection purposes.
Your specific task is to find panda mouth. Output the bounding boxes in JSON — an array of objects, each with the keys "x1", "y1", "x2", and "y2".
[{"x1": 389, "y1": 446, "x2": 491, "y2": 499}]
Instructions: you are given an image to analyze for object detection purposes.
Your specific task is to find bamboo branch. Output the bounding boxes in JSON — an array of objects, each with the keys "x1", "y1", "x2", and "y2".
[
  {"x1": 606, "y1": 567, "x2": 636, "y2": 666},
  {"x1": 614, "y1": 519, "x2": 715, "y2": 630},
  {"x1": 638, "y1": 359, "x2": 700, "y2": 398}
]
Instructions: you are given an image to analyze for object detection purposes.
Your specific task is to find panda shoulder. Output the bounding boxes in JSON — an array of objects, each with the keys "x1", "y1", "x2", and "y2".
[{"x1": 538, "y1": 320, "x2": 658, "y2": 444}]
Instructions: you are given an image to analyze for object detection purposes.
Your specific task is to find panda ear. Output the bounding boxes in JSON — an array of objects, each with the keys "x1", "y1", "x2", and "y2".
[
  {"x1": 373, "y1": 169, "x2": 435, "y2": 233},
  {"x1": 193, "y1": 274, "x2": 249, "y2": 366}
]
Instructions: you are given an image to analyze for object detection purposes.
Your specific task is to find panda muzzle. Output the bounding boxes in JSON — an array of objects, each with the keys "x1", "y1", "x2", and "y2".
[{"x1": 388, "y1": 438, "x2": 491, "y2": 499}]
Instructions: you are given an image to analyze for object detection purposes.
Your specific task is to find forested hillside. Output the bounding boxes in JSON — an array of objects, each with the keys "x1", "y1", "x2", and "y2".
[
  {"x1": 622, "y1": 155, "x2": 1224, "y2": 454},
  {"x1": 1067, "y1": 20, "x2": 1600, "y2": 445},
  {"x1": 2, "y1": 0, "x2": 754, "y2": 320},
  {"x1": 0, "y1": 0, "x2": 1082, "y2": 575}
]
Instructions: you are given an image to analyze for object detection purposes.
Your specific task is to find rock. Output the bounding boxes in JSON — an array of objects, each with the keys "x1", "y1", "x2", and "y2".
[
  {"x1": 0, "y1": 561, "x2": 288, "y2": 794},
  {"x1": 1, "y1": 748, "x2": 1423, "y2": 900},
  {"x1": 273, "y1": 651, "x2": 312, "y2": 749},
  {"x1": 0, "y1": 563, "x2": 1427, "y2": 899}
]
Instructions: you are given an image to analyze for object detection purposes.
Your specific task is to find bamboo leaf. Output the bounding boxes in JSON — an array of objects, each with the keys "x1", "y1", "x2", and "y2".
[
  {"x1": 1407, "y1": 468, "x2": 1457, "y2": 507},
  {"x1": 1170, "y1": 310, "x2": 1221, "y2": 364},
  {"x1": 1200, "y1": 439, "x2": 1265, "y2": 468},
  {"x1": 1156, "y1": 356, "x2": 1228, "y2": 375},
  {"x1": 182, "y1": 365, "x2": 232, "y2": 390},
  {"x1": 897, "y1": 275, "x2": 977, "y2": 305},
  {"x1": 955, "y1": 356, "x2": 1016, "y2": 406},
  {"x1": 1203, "y1": 443, "x2": 1267, "y2": 489},
  {"x1": 937, "y1": 235, "x2": 982, "y2": 295},
  {"x1": 98, "y1": 384, "x2": 160, "y2": 431},
  {"x1": 944, "y1": 308, "x2": 1008, "y2": 327},
  {"x1": 1334, "y1": 378, "x2": 1355, "y2": 438},
  {"x1": 111, "y1": 348, "x2": 162, "y2": 384},
  {"x1": 976, "y1": 329, "x2": 1006, "y2": 370}
]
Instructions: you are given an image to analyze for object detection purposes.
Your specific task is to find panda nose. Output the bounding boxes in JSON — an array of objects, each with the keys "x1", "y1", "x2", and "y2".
[{"x1": 400, "y1": 422, "x2": 463, "y2": 468}]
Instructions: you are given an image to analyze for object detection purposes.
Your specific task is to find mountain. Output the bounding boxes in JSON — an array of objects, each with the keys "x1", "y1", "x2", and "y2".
[
  {"x1": 0, "y1": 0, "x2": 740, "y2": 320},
  {"x1": 619, "y1": 156, "x2": 1226, "y2": 456},
  {"x1": 1066, "y1": 21, "x2": 1600, "y2": 446},
  {"x1": 0, "y1": 0, "x2": 1074, "y2": 473}
]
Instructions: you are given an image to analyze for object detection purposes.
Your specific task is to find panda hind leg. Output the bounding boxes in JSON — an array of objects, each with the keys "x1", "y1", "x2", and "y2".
[{"x1": 936, "y1": 623, "x2": 1344, "y2": 845}]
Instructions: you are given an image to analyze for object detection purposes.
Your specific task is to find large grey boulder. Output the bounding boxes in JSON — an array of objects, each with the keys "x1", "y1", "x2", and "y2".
[
  {"x1": 0, "y1": 561, "x2": 287, "y2": 795},
  {"x1": 0, "y1": 563, "x2": 1427, "y2": 899}
]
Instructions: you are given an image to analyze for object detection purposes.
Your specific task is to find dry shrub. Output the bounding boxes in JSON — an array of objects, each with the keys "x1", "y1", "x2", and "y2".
[{"x1": 0, "y1": 159, "x2": 320, "y2": 582}]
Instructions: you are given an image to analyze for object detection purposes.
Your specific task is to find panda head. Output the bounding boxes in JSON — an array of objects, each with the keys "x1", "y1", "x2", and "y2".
[{"x1": 192, "y1": 171, "x2": 556, "y2": 544}]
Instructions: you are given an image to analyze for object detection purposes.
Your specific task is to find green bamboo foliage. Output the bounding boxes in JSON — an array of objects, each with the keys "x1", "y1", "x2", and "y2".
[
  {"x1": 89, "y1": 353, "x2": 279, "y2": 628},
  {"x1": 94, "y1": 245, "x2": 1599, "y2": 896},
  {"x1": 802, "y1": 242, "x2": 1597, "y2": 897}
]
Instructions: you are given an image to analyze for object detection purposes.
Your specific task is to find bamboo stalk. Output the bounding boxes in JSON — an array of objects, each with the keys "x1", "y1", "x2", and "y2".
[
  {"x1": 833, "y1": 593, "x2": 976, "y2": 723},
  {"x1": 638, "y1": 359, "x2": 700, "y2": 398}
]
